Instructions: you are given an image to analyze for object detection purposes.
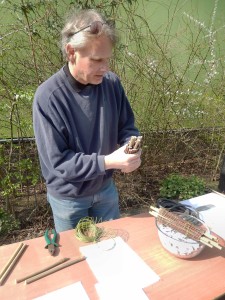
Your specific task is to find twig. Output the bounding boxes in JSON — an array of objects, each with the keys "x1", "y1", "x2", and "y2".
[
  {"x1": 26, "y1": 207, "x2": 38, "y2": 222},
  {"x1": 25, "y1": 256, "x2": 86, "y2": 284}
]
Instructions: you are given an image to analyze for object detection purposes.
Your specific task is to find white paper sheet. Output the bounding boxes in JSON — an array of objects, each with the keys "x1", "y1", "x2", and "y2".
[
  {"x1": 80, "y1": 236, "x2": 160, "y2": 289},
  {"x1": 181, "y1": 192, "x2": 225, "y2": 239},
  {"x1": 95, "y1": 281, "x2": 150, "y2": 300},
  {"x1": 33, "y1": 281, "x2": 90, "y2": 300}
]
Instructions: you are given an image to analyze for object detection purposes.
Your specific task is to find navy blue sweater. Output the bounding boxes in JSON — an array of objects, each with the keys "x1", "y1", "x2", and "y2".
[{"x1": 33, "y1": 65, "x2": 139, "y2": 199}]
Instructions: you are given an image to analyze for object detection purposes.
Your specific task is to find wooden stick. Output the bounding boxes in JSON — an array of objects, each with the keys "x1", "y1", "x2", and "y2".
[
  {"x1": 204, "y1": 231, "x2": 217, "y2": 240},
  {"x1": 209, "y1": 240, "x2": 222, "y2": 250},
  {"x1": 200, "y1": 231, "x2": 221, "y2": 246},
  {"x1": 200, "y1": 237, "x2": 213, "y2": 248},
  {"x1": 0, "y1": 244, "x2": 27, "y2": 285},
  {"x1": 150, "y1": 205, "x2": 159, "y2": 212},
  {"x1": 201, "y1": 237, "x2": 222, "y2": 250},
  {"x1": 149, "y1": 210, "x2": 159, "y2": 218},
  {"x1": 200, "y1": 232, "x2": 219, "y2": 248},
  {"x1": 25, "y1": 256, "x2": 86, "y2": 284},
  {"x1": 16, "y1": 257, "x2": 70, "y2": 283}
]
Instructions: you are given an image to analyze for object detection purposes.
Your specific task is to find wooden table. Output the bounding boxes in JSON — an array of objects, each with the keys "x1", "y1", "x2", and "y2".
[{"x1": 0, "y1": 213, "x2": 225, "y2": 300}]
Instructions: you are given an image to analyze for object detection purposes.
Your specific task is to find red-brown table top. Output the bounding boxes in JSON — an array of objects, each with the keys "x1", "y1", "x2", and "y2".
[{"x1": 0, "y1": 213, "x2": 225, "y2": 299}]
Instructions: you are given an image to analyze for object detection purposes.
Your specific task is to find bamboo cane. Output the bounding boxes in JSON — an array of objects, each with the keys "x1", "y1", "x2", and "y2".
[
  {"x1": 25, "y1": 256, "x2": 86, "y2": 284},
  {"x1": 0, "y1": 243, "x2": 28, "y2": 285},
  {"x1": 16, "y1": 257, "x2": 70, "y2": 283}
]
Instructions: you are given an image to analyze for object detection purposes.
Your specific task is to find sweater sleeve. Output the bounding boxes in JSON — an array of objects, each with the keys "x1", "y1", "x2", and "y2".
[{"x1": 33, "y1": 95, "x2": 106, "y2": 183}]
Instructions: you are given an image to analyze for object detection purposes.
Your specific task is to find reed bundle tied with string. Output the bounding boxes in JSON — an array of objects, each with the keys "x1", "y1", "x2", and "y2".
[
  {"x1": 124, "y1": 136, "x2": 142, "y2": 154},
  {"x1": 149, "y1": 206, "x2": 223, "y2": 250}
]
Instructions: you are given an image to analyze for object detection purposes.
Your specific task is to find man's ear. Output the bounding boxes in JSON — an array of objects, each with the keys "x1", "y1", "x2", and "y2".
[{"x1": 66, "y1": 44, "x2": 76, "y2": 63}]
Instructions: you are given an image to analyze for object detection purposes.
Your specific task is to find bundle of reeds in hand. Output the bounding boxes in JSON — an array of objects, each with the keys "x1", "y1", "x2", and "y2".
[{"x1": 124, "y1": 136, "x2": 142, "y2": 154}]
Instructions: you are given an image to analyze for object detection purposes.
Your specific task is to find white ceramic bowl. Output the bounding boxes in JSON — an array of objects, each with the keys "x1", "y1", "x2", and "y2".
[{"x1": 156, "y1": 214, "x2": 207, "y2": 259}]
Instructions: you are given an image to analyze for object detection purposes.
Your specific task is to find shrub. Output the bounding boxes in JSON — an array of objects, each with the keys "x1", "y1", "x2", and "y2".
[
  {"x1": 0, "y1": 208, "x2": 19, "y2": 235},
  {"x1": 159, "y1": 173, "x2": 206, "y2": 200}
]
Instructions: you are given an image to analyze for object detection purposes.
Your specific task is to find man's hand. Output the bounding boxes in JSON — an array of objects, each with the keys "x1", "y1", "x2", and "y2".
[{"x1": 104, "y1": 145, "x2": 141, "y2": 173}]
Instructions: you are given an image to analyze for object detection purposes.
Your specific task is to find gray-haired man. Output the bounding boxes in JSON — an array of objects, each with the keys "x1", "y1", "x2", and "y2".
[{"x1": 33, "y1": 9, "x2": 141, "y2": 232}]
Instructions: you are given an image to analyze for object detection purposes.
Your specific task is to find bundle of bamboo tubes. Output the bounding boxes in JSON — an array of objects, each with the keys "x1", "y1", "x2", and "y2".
[
  {"x1": 149, "y1": 206, "x2": 222, "y2": 250},
  {"x1": 124, "y1": 136, "x2": 142, "y2": 154}
]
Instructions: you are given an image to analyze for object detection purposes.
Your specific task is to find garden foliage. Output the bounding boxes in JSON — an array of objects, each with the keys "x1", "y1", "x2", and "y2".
[
  {"x1": 159, "y1": 173, "x2": 206, "y2": 200},
  {"x1": 0, "y1": 0, "x2": 224, "y2": 215}
]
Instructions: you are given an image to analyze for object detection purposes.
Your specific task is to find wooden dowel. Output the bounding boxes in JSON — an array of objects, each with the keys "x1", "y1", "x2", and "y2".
[
  {"x1": 200, "y1": 236, "x2": 221, "y2": 249},
  {"x1": 150, "y1": 206, "x2": 159, "y2": 212},
  {"x1": 16, "y1": 257, "x2": 70, "y2": 283},
  {"x1": 25, "y1": 256, "x2": 86, "y2": 284},
  {"x1": 0, "y1": 244, "x2": 27, "y2": 285},
  {"x1": 206, "y1": 239, "x2": 222, "y2": 250},
  {"x1": 204, "y1": 231, "x2": 217, "y2": 241},
  {"x1": 200, "y1": 237, "x2": 213, "y2": 248},
  {"x1": 149, "y1": 211, "x2": 159, "y2": 218}
]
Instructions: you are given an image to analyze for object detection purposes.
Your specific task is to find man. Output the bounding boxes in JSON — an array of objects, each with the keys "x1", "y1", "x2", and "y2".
[{"x1": 33, "y1": 9, "x2": 141, "y2": 232}]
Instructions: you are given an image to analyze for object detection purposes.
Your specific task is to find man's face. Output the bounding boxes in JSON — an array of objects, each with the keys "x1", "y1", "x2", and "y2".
[{"x1": 71, "y1": 35, "x2": 113, "y2": 85}]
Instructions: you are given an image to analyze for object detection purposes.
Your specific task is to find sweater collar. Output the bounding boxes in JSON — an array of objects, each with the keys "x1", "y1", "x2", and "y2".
[{"x1": 63, "y1": 63, "x2": 91, "y2": 92}]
